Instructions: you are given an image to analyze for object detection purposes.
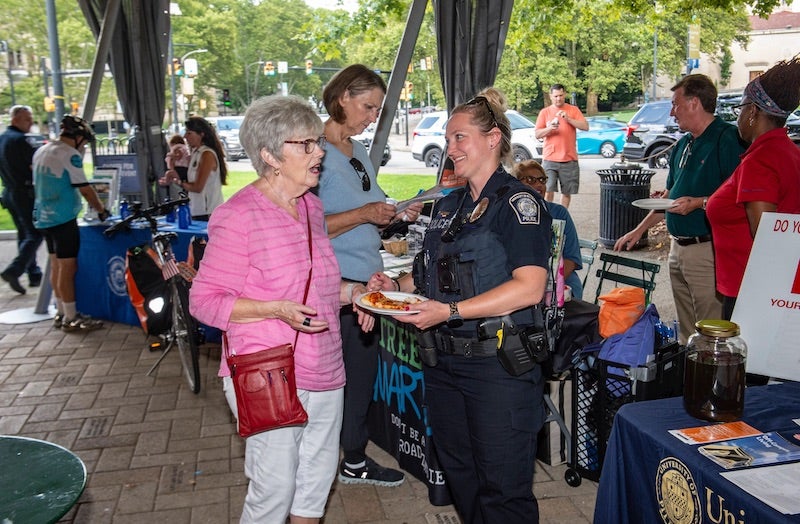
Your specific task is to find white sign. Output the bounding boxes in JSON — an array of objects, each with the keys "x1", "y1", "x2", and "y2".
[
  {"x1": 277, "y1": 61, "x2": 288, "y2": 74},
  {"x1": 732, "y1": 212, "x2": 800, "y2": 381},
  {"x1": 183, "y1": 58, "x2": 198, "y2": 77}
]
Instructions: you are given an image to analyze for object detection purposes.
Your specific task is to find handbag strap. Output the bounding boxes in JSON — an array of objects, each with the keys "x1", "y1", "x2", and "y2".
[{"x1": 224, "y1": 197, "x2": 315, "y2": 360}]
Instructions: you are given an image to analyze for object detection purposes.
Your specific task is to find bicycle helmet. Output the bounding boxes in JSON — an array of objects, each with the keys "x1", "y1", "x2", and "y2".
[{"x1": 61, "y1": 115, "x2": 96, "y2": 143}]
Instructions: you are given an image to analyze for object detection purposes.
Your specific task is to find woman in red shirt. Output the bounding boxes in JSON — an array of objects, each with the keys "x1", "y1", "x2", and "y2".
[{"x1": 706, "y1": 57, "x2": 800, "y2": 320}]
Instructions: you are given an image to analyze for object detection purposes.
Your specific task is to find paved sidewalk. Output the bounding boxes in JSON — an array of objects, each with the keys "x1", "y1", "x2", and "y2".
[{"x1": 0, "y1": 154, "x2": 678, "y2": 522}]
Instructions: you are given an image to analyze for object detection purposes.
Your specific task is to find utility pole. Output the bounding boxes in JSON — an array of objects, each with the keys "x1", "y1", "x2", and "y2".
[{"x1": 0, "y1": 40, "x2": 15, "y2": 105}]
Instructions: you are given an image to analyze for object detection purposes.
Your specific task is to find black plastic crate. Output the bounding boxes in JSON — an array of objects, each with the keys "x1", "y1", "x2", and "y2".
[{"x1": 568, "y1": 343, "x2": 685, "y2": 484}]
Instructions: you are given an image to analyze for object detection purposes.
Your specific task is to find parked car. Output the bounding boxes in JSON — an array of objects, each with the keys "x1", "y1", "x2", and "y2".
[
  {"x1": 622, "y1": 96, "x2": 746, "y2": 168},
  {"x1": 787, "y1": 109, "x2": 800, "y2": 146},
  {"x1": 25, "y1": 133, "x2": 48, "y2": 150},
  {"x1": 411, "y1": 110, "x2": 541, "y2": 168},
  {"x1": 577, "y1": 117, "x2": 628, "y2": 158},
  {"x1": 206, "y1": 116, "x2": 247, "y2": 161},
  {"x1": 351, "y1": 124, "x2": 392, "y2": 166}
]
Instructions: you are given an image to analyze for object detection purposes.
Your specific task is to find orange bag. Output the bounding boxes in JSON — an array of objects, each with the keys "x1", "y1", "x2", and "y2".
[{"x1": 598, "y1": 287, "x2": 646, "y2": 338}]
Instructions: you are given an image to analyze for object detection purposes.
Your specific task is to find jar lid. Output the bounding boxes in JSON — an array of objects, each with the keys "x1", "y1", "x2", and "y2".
[{"x1": 695, "y1": 319, "x2": 740, "y2": 337}]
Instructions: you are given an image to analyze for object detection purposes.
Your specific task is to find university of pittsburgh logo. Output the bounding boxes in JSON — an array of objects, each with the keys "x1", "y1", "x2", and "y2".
[{"x1": 655, "y1": 457, "x2": 700, "y2": 524}]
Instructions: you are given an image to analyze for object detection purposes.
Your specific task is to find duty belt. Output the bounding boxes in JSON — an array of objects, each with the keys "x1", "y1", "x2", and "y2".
[
  {"x1": 671, "y1": 234, "x2": 712, "y2": 246},
  {"x1": 433, "y1": 332, "x2": 497, "y2": 357}
]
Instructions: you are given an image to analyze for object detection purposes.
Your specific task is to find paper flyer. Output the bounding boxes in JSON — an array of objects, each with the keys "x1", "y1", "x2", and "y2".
[{"x1": 669, "y1": 421, "x2": 762, "y2": 445}]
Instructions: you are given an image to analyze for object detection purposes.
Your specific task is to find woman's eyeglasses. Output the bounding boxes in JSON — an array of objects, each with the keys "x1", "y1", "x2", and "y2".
[
  {"x1": 350, "y1": 158, "x2": 371, "y2": 191},
  {"x1": 520, "y1": 175, "x2": 548, "y2": 185},
  {"x1": 284, "y1": 135, "x2": 326, "y2": 154},
  {"x1": 732, "y1": 102, "x2": 753, "y2": 117},
  {"x1": 465, "y1": 95, "x2": 499, "y2": 130}
]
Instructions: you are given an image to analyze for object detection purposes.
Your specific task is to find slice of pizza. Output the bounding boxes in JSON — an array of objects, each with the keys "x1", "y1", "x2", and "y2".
[{"x1": 361, "y1": 291, "x2": 422, "y2": 311}]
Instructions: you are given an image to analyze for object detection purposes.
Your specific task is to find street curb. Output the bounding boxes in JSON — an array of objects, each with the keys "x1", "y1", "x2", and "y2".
[{"x1": 0, "y1": 231, "x2": 16, "y2": 241}]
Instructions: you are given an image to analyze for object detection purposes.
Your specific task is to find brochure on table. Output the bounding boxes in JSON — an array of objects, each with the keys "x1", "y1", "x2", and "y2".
[
  {"x1": 732, "y1": 212, "x2": 800, "y2": 381},
  {"x1": 85, "y1": 167, "x2": 119, "y2": 220}
]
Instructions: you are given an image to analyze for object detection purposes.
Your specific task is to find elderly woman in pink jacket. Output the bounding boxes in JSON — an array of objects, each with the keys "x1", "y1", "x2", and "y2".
[{"x1": 190, "y1": 95, "x2": 373, "y2": 524}]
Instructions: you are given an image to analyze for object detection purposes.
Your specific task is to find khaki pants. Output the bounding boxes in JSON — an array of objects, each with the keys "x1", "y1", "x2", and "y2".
[{"x1": 668, "y1": 239, "x2": 723, "y2": 344}]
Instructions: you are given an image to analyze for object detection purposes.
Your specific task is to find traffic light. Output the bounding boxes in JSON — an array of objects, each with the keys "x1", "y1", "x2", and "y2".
[
  {"x1": 264, "y1": 61, "x2": 275, "y2": 76},
  {"x1": 70, "y1": 102, "x2": 79, "y2": 114},
  {"x1": 172, "y1": 58, "x2": 183, "y2": 77},
  {"x1": 406, "y1": 81, "x2": 414, "y2": 101},
  {"x1": 426, "y1": 56, "x2": 433, "y2": 70},
  {"x1": 305, "y1": 60, "x2": 313, "y2": 75},
  {"x1": 43, "y1": 96, "x2": 55, "y2": 112},
  {"x1": 222, "y1": 89, "x2": 231, "y2": 107}
]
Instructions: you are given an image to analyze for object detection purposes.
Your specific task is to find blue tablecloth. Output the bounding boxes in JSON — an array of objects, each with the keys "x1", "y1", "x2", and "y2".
[
  {"x1": 75, "y1": 219, "x2": 208, "y2": 326},
  {"x1": 594, "y1": 381, "x2": 800, "y2": 524}
]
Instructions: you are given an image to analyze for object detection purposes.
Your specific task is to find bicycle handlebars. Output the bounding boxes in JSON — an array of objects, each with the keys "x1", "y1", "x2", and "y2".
[{"x1": 103, "y1": 195, "x2": 191, "y2": 237}]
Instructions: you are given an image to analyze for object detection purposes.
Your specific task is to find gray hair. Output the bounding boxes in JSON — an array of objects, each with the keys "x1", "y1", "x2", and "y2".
[
  {"x1": 240, "y1": 95, "x2": 323, "y2": 175},
  {"x1": 9, "y1": 105, "x2": 32, "y2": 118}
]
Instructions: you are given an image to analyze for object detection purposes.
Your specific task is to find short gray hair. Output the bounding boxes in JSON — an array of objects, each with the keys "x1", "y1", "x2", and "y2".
[
  {"x1": 240, "y1": 95, "x2": 323, "y2": 175},
  {"x1": 9, "y1": 105, "x2": 32, "y2": 118}
]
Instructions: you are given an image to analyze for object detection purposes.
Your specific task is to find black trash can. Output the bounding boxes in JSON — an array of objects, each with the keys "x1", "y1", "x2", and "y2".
[{"x1": 597, "y1": 164, "x2": 656, "y2": 248}]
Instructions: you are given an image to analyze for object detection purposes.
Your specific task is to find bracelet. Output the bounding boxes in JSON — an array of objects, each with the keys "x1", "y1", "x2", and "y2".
[
  {"x1": 391, "y1": 277, "x2": 400, "y2": 291},
  {"x1": 345, "y1": 283, "x2": 356, "y2": 302}
]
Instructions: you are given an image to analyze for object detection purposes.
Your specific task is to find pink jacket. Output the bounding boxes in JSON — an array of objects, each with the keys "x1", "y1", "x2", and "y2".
[{"x1": 189, "y1": 184, "x2": 345, "y2": 391}]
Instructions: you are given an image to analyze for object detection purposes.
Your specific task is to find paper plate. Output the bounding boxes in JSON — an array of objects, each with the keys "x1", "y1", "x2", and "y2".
[
  {"x1": 356, "y1": 291, "x2": 426, "y2": 315},
  {"x1": 632, "y1": 198, "x2": 677, "y2": 210}
]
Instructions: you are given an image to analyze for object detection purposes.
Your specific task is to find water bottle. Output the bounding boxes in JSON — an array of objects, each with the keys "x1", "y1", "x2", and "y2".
[
  {"x1": 177, "y1": 203, "x2": 191, "y2": 229},
  {"x1": 164, "y1": 198, "x2": 176, "y2": 223},
  {"x1": 119, "y1": 199, "x2": 129, "y2": 219}
]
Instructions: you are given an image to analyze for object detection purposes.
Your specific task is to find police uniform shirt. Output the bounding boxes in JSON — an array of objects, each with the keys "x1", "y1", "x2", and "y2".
[{"x1": 423, "y1": 167, "x2": 552, "y2": 309}]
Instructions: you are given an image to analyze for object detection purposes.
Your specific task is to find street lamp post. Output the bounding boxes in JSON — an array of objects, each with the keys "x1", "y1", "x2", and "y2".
[
  {"x1": 245, "y1": 60, "x2": 264, "y2": 104},
  {"x1": 0, "y1": 40, "x2": 15, "y2": 106}
]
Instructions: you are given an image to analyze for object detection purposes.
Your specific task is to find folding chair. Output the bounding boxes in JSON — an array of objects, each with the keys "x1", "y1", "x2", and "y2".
[
  {"x1": 593, "y1": 252, "x2": 660, "y2": 304},
  {"x1": 578, "y1": 238, "x2": 598, "y2": 289}
]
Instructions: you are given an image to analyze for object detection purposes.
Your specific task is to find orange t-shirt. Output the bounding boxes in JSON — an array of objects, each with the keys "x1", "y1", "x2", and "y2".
[{"x1": 535, "y1": 104, "x2": 585, "y2": 162}]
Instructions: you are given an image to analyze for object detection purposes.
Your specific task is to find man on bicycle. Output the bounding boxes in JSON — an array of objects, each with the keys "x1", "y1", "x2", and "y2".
[{"x1": 33, "y1": 115, "x2": 110, "y2": 332}]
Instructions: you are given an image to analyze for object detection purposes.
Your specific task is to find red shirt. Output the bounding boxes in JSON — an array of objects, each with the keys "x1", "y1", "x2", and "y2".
[{"x1": 707, "y1": 128, "x2": 800, "y2": 297}]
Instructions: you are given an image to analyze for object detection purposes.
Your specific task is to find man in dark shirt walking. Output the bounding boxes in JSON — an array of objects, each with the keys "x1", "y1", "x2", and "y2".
[{"x1": 0, "y1": 105, "x2": 43, "y2": 294}]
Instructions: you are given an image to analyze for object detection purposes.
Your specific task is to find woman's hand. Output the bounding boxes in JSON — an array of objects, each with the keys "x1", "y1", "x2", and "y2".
[
  {"x1": 394, "y1": 299, "x2": 449, "y2": 331},
  {"x1": 394, "y1": 201, "x2": 423, "y2": 223},
  {"x1": 361, "y1": 201, "x2": 397, "y2": 227},
  {"x1": 274, "y1": 300, "x2": 329, "y2": 333},
  {"x1": 159, "y1": 169, "x2": 180, "y2": 186},
  {"x1": 367, "y1": 272, "x2": 396, "y2": 292},
  {"x1": 355, "y1": 307, "x2": 375, "y2": 333}
]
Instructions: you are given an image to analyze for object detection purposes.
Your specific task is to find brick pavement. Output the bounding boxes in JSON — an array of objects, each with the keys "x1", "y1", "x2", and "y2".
[{"x1": 0, "y1": 232, "x2": 598, "y2": 524}]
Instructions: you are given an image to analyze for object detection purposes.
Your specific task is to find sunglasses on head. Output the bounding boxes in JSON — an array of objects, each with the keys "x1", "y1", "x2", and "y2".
[
  {"x1": 465, "y1": 95, "x2": 499, "y2": 130},
  {"x1": 349, "y1": 158, "x2": 371, "y2": 192}
]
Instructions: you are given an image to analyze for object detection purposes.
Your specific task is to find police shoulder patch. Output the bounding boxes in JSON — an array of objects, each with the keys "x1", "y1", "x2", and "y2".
[
  {"x1": 508, "y1": 192, "x2": 540, "y2": 224},
  {"x1": 70, "y1": 154, "x2": 83, "y2": 168}
]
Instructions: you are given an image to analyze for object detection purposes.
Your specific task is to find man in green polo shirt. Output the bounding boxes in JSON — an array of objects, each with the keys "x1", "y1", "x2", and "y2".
[{"x1": 614, "y1": 74, "x2": 746, "y2": 343}]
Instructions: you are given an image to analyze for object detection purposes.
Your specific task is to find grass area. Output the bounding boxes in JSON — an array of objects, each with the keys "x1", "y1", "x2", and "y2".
[{"x1": 0, "y1": 170, "x2": 436, "y2": 231}]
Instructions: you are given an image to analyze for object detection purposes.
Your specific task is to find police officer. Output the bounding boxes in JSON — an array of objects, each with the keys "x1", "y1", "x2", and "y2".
[{"x1": 371, "y1": 87, "x2": 552, "y2": 523}]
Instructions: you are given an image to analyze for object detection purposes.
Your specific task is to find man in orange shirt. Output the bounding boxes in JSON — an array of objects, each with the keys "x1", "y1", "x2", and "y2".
[{"x1": 535, "y1": 84, "x2": 588, "y2": 208}]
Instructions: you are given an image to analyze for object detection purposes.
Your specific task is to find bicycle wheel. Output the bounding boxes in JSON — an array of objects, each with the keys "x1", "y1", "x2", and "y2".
[{"x1": 171, "y1": 278, "x2": 201, "y2": 393}]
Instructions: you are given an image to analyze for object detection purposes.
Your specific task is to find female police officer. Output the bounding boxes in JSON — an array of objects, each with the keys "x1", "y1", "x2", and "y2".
[{"x1": 370, "y1": 87, "x2": 552, "y2": 523}]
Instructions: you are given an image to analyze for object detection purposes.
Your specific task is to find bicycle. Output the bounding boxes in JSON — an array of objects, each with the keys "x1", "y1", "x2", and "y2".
[{"x1": 104, "y1": 197, "x2": 202, "y2": 393}]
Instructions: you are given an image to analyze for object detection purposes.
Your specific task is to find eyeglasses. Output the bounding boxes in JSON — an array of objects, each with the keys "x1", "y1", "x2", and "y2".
[
  {"x1": 732, "y1": 102, "x2": 753, "y2": 117},
  {"x1": 465, "y1": 96, "x2": 499, "y2": 130},
  {"x1": 284, "y1": 135, "x2": 326, "y2": 154},
  {"x1": 349, "y1": 158, "x2": 371, "y2": 192},
  {"x1": 678, "y1": 138, "x2": 693, "y2": 169},
  {"x1": 519, "y1": 175, "x2": 548, "y2": 185}
]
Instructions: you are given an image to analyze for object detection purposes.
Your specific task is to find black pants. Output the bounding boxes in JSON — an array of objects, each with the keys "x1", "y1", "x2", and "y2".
[
  {"x1": 339, "y1": 306, "x2": 380, "y2": 463},
  {"x1": 1, "y1": 188, "x2": 42, "y2": 279}
]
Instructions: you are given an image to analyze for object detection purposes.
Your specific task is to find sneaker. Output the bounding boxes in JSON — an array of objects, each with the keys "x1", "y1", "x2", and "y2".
[
  {"x1": 62, "y1": 313, "x2": 104, "y2": 333},
  {"x1": 53, "y1": 313, "x2": 64, "y2": 329},
  {"x1": 1, "y1": 271, "x2": 26, "y2": 294},
  {"x1": 338, "y1": 457, "x2": 405, "y2": 487}
]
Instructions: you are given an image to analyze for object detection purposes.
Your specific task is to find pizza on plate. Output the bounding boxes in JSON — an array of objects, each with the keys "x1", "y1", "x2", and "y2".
[{"x1": 361, "y1": 291, "x2": 422, "y2": 311}]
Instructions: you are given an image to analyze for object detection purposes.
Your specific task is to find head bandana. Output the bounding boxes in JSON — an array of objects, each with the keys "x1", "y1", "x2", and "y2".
[{"x1": 743, "y1": 77, "x2": 791, "y2": 118}]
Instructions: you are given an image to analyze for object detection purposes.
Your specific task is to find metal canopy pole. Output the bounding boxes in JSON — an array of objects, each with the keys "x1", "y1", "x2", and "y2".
[
  {"x1": 81, "y1": 0, "x2": 121, "y2": 122},
  {"x1": 369, "y1": 0, "x2": 428, "y2": 173}
]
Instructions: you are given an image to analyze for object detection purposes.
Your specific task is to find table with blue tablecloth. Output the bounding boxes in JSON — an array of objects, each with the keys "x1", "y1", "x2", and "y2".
[
  {"x1": 594, "y1": 381, "x2": 800, "y2": 524},
  {"x1": 75, "y1": 219, "x2": 208, "y2": 326}
]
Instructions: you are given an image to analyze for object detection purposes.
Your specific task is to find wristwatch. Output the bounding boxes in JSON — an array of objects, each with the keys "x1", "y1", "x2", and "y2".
[
  {"x1": 702, "y1": 197, "x2": 708, "y2": 211},
  {"x1": 447, "y1": 301, "x2": 464, "y2": 328}
]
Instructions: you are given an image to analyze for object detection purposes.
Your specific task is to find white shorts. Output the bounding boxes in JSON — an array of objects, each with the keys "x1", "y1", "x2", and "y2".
[{"x1": 223, "y1": 377, "x2": 344, "y2": 522}]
